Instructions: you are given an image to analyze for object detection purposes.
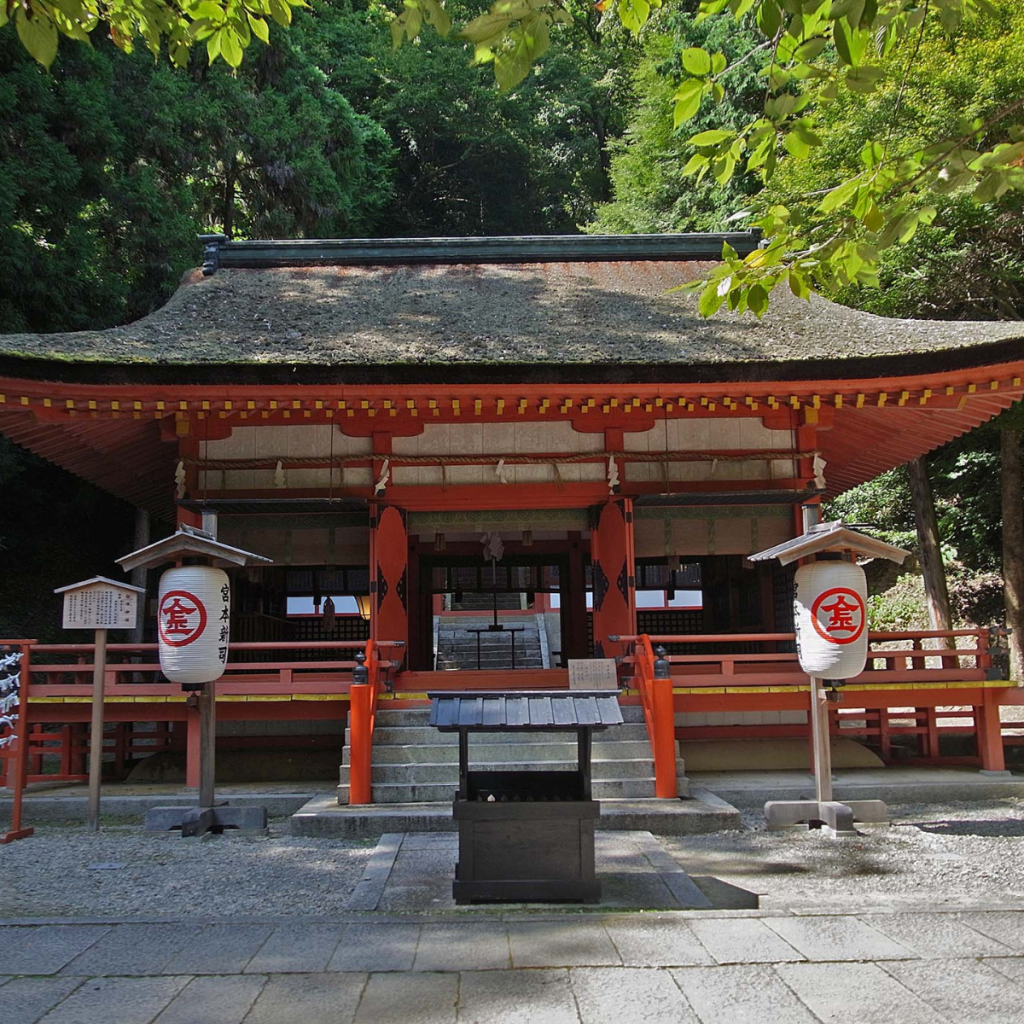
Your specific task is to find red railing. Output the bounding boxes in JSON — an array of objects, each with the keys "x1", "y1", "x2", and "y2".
[{"x1": 616, "y1": 628, "x2": 1004, "y2": 795}]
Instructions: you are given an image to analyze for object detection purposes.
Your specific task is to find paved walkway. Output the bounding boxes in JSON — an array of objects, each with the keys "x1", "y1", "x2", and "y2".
[{"x1": 3, "y1": 908, "x2": 1024, "y2": 1022}]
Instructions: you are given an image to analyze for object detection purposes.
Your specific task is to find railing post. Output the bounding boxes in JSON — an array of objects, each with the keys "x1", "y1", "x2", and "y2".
[
  {"x1": 348, "y1": 651, "x2": 372, "y2": 805},
  {"x1": 652, "y1": 646, "x2": 678, "y2": 800}
]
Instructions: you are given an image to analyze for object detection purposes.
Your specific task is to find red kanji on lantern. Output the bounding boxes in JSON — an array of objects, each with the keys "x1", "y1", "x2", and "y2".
[
  {"x1": 158, "y1": 590, "x2": 208, "y2": 647},
  {"x1": 810, "y1": 587, "x2": 865, "y2": 645}
]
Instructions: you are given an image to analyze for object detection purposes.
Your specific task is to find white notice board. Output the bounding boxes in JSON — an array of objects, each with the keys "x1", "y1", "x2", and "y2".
[
  {"x1": 568, "y1": 659, "x2": 619, "y2": 690},
  {"x1": 59, "y1": 580, "x2": 141, "y2": 630}
]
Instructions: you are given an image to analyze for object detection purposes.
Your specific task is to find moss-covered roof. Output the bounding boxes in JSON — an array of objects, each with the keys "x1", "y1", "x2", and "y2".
[{"x1": 2, "y1": 245, "x2": 1022, "y2": 384}]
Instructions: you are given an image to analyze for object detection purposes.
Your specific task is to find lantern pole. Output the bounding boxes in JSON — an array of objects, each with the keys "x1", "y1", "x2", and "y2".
[
  {"x1": 86, "y1": 627, "x2": 108, "y2": 832},
  {"x1": 809, "y1": 675, "x2": 833, "y2": 804},
  {"x1": 199, "y1": 511, "x2": 219, "y2": 812}
]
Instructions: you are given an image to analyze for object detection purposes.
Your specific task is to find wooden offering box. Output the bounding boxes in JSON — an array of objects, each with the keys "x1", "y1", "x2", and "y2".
[{"x1": 428, "y1": 691, "x2": 623, "y2": 904}]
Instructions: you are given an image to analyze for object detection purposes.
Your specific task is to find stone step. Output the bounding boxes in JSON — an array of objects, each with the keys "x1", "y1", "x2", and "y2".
[
  {"x1": 338, "y1": 757, "x2": 684, "y2": 785},
  {"x1": 338, "y1": 776, "x2": 662, "y2": 803},
  {"x1": 346, "y1": 723, "x2": 652, "y2": 745},
  {"x1": 344, "y1": 738, "x2": 660, "y2": 764},
  {"x1": 293, "y1": 792, "x2": 736, "y2": 839},
  {"x1": 367, "y1": 706, "x2": 646, "y2": 727}
]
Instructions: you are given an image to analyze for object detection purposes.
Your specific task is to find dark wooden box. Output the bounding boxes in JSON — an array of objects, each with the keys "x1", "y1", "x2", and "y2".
[{"x1": 453, "y1": 769, "x2": 600, "y2": 904}]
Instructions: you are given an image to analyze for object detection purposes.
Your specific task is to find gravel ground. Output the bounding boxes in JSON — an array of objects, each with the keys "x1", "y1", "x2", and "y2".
[
  {"x1": 0, "y1": 818, "x2": 373, "y2": 919},
  {"x1": 3, "y1": 800, "x2": 1023, "y2": 919},
  {"x1": 662, "y1": 797, "x2": 1024, "y2": 913}
]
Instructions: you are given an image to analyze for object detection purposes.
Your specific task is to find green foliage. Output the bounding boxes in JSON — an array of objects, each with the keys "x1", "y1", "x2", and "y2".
[
  {"x1": 0, "y1": 9, "x2": 395, "y2": 333},
  {"x1": 866, "y1": 573, "x2": 930, "y2": 632},
  {"x1": 589, "y1": 9, "x2": 763, "y2": 234},
  {"x1": 0, "y1": 0, "x2": 307, "y2": 70}
]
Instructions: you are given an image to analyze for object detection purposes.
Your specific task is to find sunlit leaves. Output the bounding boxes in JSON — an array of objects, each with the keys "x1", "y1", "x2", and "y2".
[
  {"x1": 681, "y1": 46, "x2": 712, "y2": 76},
  {"x1": 391, "y1": 0, "x2": 451, "y2": 49},
  {"x1": 2, "y1": 0, "x2": 308, "y2": 68}
]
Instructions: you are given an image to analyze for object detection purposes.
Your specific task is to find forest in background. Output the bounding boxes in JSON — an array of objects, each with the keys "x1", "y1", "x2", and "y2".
[{"x1": 1, "y1": 0, "x2": 1022, "y2": 642}]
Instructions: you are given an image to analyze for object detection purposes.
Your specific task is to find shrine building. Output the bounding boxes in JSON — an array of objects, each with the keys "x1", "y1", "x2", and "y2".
[{"x1": 1, "y1": 232, "x2": 1022, "y2": 819}]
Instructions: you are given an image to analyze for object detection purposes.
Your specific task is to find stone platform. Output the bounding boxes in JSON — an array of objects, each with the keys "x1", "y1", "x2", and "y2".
[{"x1": 291, "y1": 790, "x2": 741, "y2": 840}]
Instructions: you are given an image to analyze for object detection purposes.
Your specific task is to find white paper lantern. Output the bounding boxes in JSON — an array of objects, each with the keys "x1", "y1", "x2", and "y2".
[
  {"x1": 793, "y1": 560, "x2": 868, "y2": 679},
  {"x1": 157, "y1": 566, "x2": 231, "y2": 685}
]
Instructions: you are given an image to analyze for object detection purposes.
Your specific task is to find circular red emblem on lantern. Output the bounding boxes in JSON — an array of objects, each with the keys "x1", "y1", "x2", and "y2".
[
  {"x1": 810, "y1": 587, "x2": 865, "y2": 645},
  {"x1": 158, "y1": 590, "x2": 208, "y2": 647}
]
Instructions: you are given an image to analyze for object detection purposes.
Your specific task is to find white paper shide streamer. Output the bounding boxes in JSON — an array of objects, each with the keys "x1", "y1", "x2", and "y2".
[
  {"x1": 158, "y1": 566, "x2": 231, "y2": 685},
  {"x1": 0, "y1": 650, "x2": 21, "y2": 749},
  {"x1": 793, "y1": 560, "x2": 869, "y2": 679}
]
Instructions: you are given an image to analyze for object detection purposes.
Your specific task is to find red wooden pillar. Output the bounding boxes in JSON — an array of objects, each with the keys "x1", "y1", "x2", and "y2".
[
  {"x1": 370, "y1": 504, "x2": 409, "y2": 666},
  {"x1": 590, "y1": 499, "x2": 636, "y2": 657},
  {"x1": 976, "y1": 697, "x2": 1006, "y2": 772}
]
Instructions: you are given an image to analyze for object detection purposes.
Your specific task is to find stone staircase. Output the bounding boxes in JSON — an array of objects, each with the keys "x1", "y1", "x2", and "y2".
[
  {"x1": 434, "y1": 615, "x2": 545, "y2": 671},
  {"x1": 337, "y1": 704, "x2": 688, "y2": 805}
]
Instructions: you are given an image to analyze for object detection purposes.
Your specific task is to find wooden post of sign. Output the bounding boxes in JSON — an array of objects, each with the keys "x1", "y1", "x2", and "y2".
[
  {"x1": 87, "y1": 628, "x2": 108, "y2": 832},
  {"x1": 809, "y1": 675, "x2": 833, "y2": 803}
]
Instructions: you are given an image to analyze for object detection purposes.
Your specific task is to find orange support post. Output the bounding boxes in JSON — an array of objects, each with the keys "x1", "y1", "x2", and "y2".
[
  {"x1": 591, "y1": 499, "x2": 636, "y2": 658},
  {"x1": 976, "y1": 698, "x2": 1006, "y2": 772},
  {"x1": 348, "y1": 681, "x2": 372, "y2": 805},
  {"x1": 651, "y1": 673, "x2": 677, "y2": 799}
]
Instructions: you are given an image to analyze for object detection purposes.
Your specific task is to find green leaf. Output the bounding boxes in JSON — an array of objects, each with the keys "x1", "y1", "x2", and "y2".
[
  {"x1": 756, "y1": 0, "x2": 782, "y2": 38},
  {"x1": 711, "y1": 52, "x2": 727, "y2": 75},
  {"x1": 618, "y1": 0, "x2": 650, "y2": 34},
  {"x1": 698, "y1": 282, "x2": 726, "y2": 318},
  {"x1": 747, "y1": 284, "x2": 768, "y2": 318},
  {"x1": 421, "y1": 0, "x2": 451, "y2": 37},
  {"x1": 219, "y1": 25, "x2": 243, "y2": 66},
  {"x1": 682, "y1": 153, "x2": 709, "y2": 176},
  {"x1": 819, "y1": 177, "x2": 860, "y2": 213},
  {"x1": 681, "y1": 47, "x2": 711, "y2": 76},
  {"x1": 794, "y1": 37, "x2": 826, "y2": 62},
  {"x1": 673, "y1": 79, "x2": 704, "y2": 126},
  {"x1": 784, "y1": 131, "x2": 810, "y2": 158},
  {"x1": 247, "y1": 12, "x2": 269, "y2": 43},
  {"x1": 688, "y1": 129, "x2": 733, "y2": 147},
  {"x1": 268, "y1": 0, "x2": 292, "y2": 27},
  {"x1": 846, "y1": 65, "x2": 884, "y2": 93},
  {"x1": 16, "y1": 8, "x2": 59, "y2": 68}
]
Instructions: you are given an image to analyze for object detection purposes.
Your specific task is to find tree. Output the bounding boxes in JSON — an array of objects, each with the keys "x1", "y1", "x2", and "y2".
[
  {"x1": 395, "y1": 0, "x2": 1024, "y2": 316},
  {"x1": 1, "y1": 0, "x2": 306, "y2": 70}
]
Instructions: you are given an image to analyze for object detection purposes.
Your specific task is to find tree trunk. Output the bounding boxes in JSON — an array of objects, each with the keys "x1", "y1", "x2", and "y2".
[
  {"x1": 907, "y1": 456, "x2": 953, "y2": 637},
  {"x1": 1003, "y1": 428, "x2": 1024, "y2": 681}
]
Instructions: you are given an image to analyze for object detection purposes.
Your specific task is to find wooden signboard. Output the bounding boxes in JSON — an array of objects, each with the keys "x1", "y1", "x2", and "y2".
[
  {"x1": 568, "y1": 659, "x2": 619, "y2": 690},
  {"x1": 58, "y1": 577, "x2": 141, "y2": 631}
]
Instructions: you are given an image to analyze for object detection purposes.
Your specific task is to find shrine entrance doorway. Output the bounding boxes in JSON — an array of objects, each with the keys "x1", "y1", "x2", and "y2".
[{"x1": 409, "y1": 543, "x2": 590, "y2": 672}]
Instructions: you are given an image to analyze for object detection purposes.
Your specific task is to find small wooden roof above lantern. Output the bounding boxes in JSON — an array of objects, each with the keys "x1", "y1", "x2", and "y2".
[
  {"x1": 748, "y1": 520, "x2": 910, "y2": 566},
  {"x1": 115, "y1": 525, "x2": 273, "y2": 572}
]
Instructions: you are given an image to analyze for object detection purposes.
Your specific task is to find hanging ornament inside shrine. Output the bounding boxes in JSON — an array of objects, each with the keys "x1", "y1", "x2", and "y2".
[
  {"x1": 793, "y1": 560, "x2": 869, "y2": 680},
  {"x1": 157, "y1": 566, "x2": 232, "y2": 685}
]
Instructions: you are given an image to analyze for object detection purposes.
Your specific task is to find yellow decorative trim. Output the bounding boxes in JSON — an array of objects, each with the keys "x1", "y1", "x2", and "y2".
[
  {"x1": 30, "y1": 697, "x2": 65, "y2": 704},
  {"x1": 246, "y1": 694, "x2": 290, "y2": 702},
  {"x1": 294, "y1": 693, "x2": 349, "y2": 701}
]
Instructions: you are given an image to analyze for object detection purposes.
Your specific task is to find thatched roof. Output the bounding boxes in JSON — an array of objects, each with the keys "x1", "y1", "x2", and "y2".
[{"x1": 2, "y1": 235, "x2": 1022, "y2": 384}]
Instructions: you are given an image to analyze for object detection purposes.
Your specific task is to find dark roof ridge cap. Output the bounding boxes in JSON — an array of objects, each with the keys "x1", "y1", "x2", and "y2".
[{"x1": 200, "y1": 230, "x2": 763, "y2": 273}]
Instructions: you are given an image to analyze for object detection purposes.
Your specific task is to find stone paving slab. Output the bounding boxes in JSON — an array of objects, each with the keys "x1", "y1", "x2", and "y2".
[
  {"x1": 327, "y1": 922, "x2": 420, "y2": 972},
  {"x1": 671, "y1": 963, "x2": 820, "y2": 1024},
  {"x1": 151, "y1": 975, "x2": 266, "y2": 1024},
  {"x1": 161, "y1": 924, "x2": 272, "y2": 976},
  {"x1": 0, "y1": 926, "x2": 110, "y2": 976},
  {"x1": 603, "y1": 917, "x2": 714, "y2": 967},
  {"x1": 764, "y1": 914, "x2": 916, "y2": 962},
  {"x1": 412, "y1": 922, "x2": 511, "y2": 972},
  {"x1": 958, "y1": 910, "x2": 1024, "y2": 952},
  {"x1": 353, "y1": 971, "x2": 457, "y2": 1024},
  {"x1": 1, "y1": 977, "x2": 85, "y2": 1024},
  {"x1": 880, "y1": 958, "x2": 1024, "y2": 1024},
  {"x1": 458, "y1": 968, "x2": 579, "y2": 1024},
  {"x1": 570, "y1": 966, "x2": 700, "y2": 1023},
  {"x1": 686, "y1": 917, "x2": 805, "y2": 964},
  {"x1": 775, "y1": 961, "x2": 945, "y2": 1024},
  {"x1": 506, "y1": 920, "x2": 620, "y2": 968},
  {"x1": 243, "y1": 972, "x2": 366, "y2": 1024},
  {"x1": 243, "y1": 924, "x2": 343, "y2": 974},
  {"x1": 863, "y1": 912, "x2": 1016, "y2": 959},
  {"x1": 59, "y1": 924, "x2": 200, "y2": 977},
  {"x1": 36, "y1": 975, "x2": 190, "y2": 1024},
  {"x1": 982, "y1": 955, "x2": 1024, "y2": 984}
]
